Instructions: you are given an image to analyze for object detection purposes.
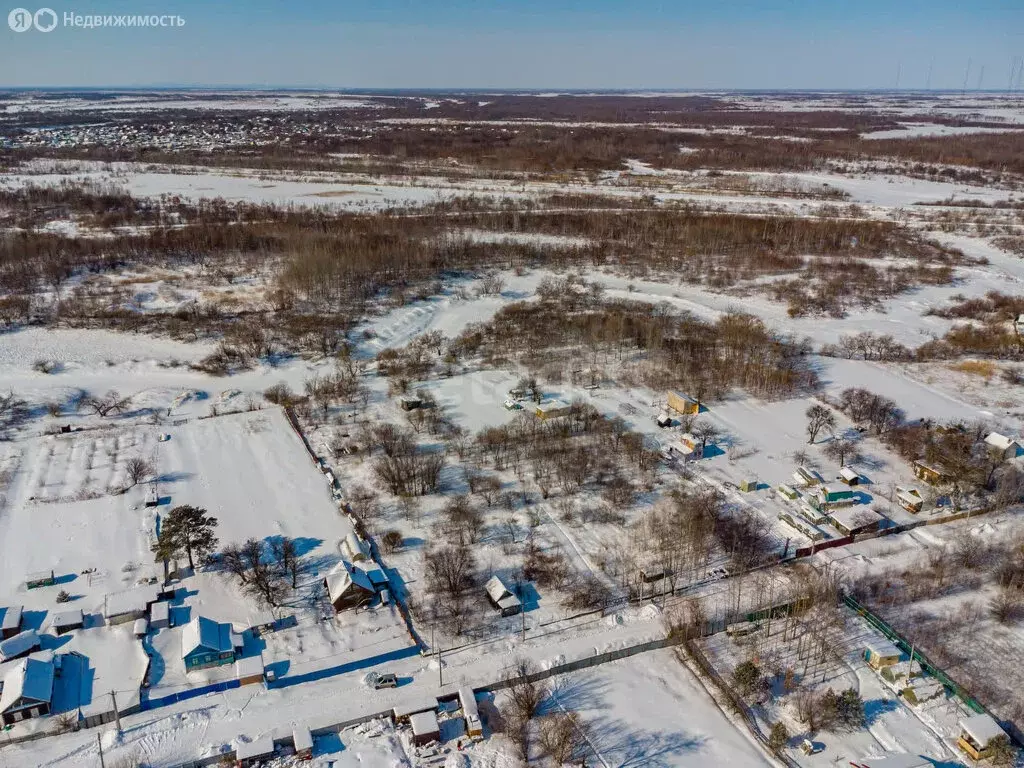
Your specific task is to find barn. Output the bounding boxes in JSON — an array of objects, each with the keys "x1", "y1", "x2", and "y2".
[{"x1": 485, "y1": 575, "x2": 522, "y2": 617}]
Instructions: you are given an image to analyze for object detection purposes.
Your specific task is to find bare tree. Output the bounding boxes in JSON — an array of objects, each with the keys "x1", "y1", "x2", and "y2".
[
  {"x1": 691, "y1": 420, "x2": 722, "y2": 451},
  {"x1": 823, "y1": 437, "x2": 858, "y2": 468},
  {"x1": 85, "y1": 390, "x2": 131, "y2": 417},
  {"x1": 125, "y1": 456, "x2": 153, "y2": 487},
  {"x1": 805, "y1": 404, "x2": 837, "y2": 444}
]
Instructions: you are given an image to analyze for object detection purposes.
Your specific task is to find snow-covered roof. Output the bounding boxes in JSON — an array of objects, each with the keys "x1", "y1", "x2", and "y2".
[
  {"x1": 248, "y1": 610, "x2": 275, "y2": 628},
  {"x1": 133, "y1": 618, "x2": 148, "y2": 635},
  {"x1": 828, "y1": 506, "x2": 882, "y2": 532},
  {"x1": 354, "y1": 562, "x2": 389, "y2": 587},
  {"x1": 182, "y1": 615, "x2": 233, "y2": 657},
  {"x1": 410, "y1": 709, "x2": 440, "y2": 737},
  {"x1": 293, "y1": 724, "x2": 313, "y2": 752},
  {"x1": 459, "y1": 687, "x2": 481, "y2": 723},
  {"x1": 0, "y1": 657, "x2": 53, "y2": 713},
  {"x1": 393, "y1": 697, "x2": 437, "y2": 719},
  {"x1": 235, "y1": 655, "x2": 264, "y2": 678},
  {"x1": 233, "y1": 734, "x2": 275, "y2": 760},
  {"x1": 343, "y1": 533, "x2": 369, "y2": 561},
  {"x1": 149, "y1": 601, "x2": 169, "y2": 623},
  {"x1": 959, "y1": 713, "x2": 1004, "y2": 746},
  {"x1": 840, "y1": 467, "x2": 860, "y2": 481},
  {"x1": 535, "y1": 399, "x2": 571, "y2": 413},
  {"x1": 1, "y1": 606, "x2": 22, "y2": 632},
  {"x1": 0, "y1": 630, "x2": 39, "y2": 662},
  {"x1": 51, "y1": 609, "x2": 83, "y2": 629},
  {"x1": 26, "y1": 569, "x2": 53, "y2": 583},
  {"x1": 325, "y1": 561, "x2": 375, "y2": 602},
  {"x1": 985, "y1": 432, "x2": 1021, "y2": 452},
  {"x1": 854, "y1": 754, "x2": 932, "y2": 768},
  {"x1": 865, "y1": 637, "x2": 902, "y2": 659},
  {"x1": 485, "y1": 575, "x2": 513, "y2": 603},
  {"x1": 103, "y1": 585, "x2": 159, "y2": 618}
]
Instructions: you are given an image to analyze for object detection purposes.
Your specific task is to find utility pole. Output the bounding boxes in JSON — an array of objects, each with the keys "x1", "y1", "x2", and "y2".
[
  {"x1": 521, "y1": 605, "x2": 526, "y2": 641},
  {"x1": 111, "y1": 690, "x2": 121, "y2": 732},
  {"x1": 97, "y1": 733, "x2": 106, "y2": 768}
]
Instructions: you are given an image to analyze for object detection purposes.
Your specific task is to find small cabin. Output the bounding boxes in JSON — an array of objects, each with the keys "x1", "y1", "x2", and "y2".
[
  {"x1": 839, "y1": 467, "x2": 860, "y2": 486},
  {"x1": 656, "y1": 412, "x2": 672, "y2": 429},
  {"x1": 864, "y1": 638, "x2": 902, "y2": 669},
  {"x1": 51, "y1": 609, "x2": 84, "y2": 636},
  {"x1": 234, "y1": 735, "x2": 275, "y2": 767},
  {"x1": 793, "y1": 466, "x2": 823, "y2": 487},
  {"x1": 400, "y1": 396, "x2": 423, "y2": 412},
  {"x1": 776, "y1": 484, "x2": 799, "y2": 501},
  {"x1": 739, "y1": 478, "x2": 758, "y2": 493},
  {"x1": 957, "y1": 713, "x2": 1006, "y2": 761},
  {"x1": 533, "y1": 399, "x2": 572, "y2": 421},
  {"x1": 485, "y1": 575, "x2": 522, "y2": 617},
  {"x1": 985, "y1": 432, "x2": 1023, "y2": 461},
  {"x1": 896, "y1": 487, "x2": 924, "y2": 514}
]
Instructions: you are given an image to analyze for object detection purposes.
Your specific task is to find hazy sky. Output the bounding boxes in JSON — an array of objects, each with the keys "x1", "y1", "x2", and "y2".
[{"x1": 2, "y1": 0, "x2": 1022, "y2": 89}]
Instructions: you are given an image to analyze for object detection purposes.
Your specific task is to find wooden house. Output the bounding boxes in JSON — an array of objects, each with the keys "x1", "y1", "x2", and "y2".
[
  {"x1": 182, "y1": 616, "x2": 240, "y2": 672},
  {"x1": 896, "y1": 487, "x2": 924, "y2": 514},
  {"x1": 913, "y1": 460, "x2": 950, "y2": 486},
  {"x1": 0, "y1": 657, "x2": 54, "y2": 726},
  {"x1": 51, "y1": 609, "x2": 84, "y2": 636},
  {"x1": 485, "y1": 575, "x2": 522, "y2": 617},
  {"x1": 828, "y1": 507, "x2": 882, "y2": 536},
  {"x1": 324, "y1": 561, "x2": 375, "y2": 612}
]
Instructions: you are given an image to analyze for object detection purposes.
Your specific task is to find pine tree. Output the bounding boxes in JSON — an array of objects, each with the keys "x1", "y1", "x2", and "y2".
[{"x1": 153, "y1": 505, "x2": 219, "y2": 571}]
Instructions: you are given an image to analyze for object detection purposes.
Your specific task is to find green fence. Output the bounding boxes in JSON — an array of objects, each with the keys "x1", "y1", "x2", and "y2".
[{"x1": 843, "y1": 593, "x2": 986, "y2": 714}]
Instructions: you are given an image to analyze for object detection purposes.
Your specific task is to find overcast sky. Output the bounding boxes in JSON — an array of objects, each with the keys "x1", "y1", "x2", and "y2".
[{"x1": 2, "y1": 0, "x2": 1022, "y2": 89}]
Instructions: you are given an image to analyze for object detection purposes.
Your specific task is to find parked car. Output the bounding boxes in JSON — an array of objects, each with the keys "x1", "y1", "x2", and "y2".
[{"x1": 368, "y1": 672, "x2": 398, "y2": 689}]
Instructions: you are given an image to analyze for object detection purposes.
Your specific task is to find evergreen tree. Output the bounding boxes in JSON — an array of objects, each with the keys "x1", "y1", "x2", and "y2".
[{"x1": 153, "y1": 505, "x2": 219, "y2": 571}]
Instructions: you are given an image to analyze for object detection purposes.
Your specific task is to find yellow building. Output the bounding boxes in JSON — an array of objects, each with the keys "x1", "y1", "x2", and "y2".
[
  {"x1": 666, "y1": 390, "x2": 700, "y2": 415},
  {"x1": 533, "y1": 399, "x2": 572, "y2": 421},
  {"x1": 957, "y1": 713, "x2": 1005, "y2": 761}
]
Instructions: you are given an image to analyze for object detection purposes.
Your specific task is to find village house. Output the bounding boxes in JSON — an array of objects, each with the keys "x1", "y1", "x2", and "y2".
[
  {"x1": 666, "y1": 390, "x2": 700, "y2": 415},
  {"x1": 485, "y1": 575, "x2": 522, "y2": 617},
  {"x1": 0, "y1": 606, "x2": 23, "y2": 640},
  {"x1": 0, "y1": 656, "x2": 54, "y2": 726},
  {"x1": 957, "y1": 712, "x2": 1006, "y2": 761},
  {"x1": 984, "y1": 432, "x2": 1023, "y2": 461},
  {"x1": 50, "y1": 609, "x2": 84, "y2": 636},
  {"x1": 324, "y1": 561, "x2": 375, "y2": 612},
  {"x1": 182, "y1": 615, "x2": 241, "y2": 672},
  {"x1": 912, "y1": 460, "x2": 950, "y2": 486},
  {"x1": 533, "y1": 399, "x2": 572, "y2": 421},
  {"x1": 827, "y1": 507, "x2": 883, "y2": 536},
  {"x1": 864, "y1": 637, "x2": 902, "y2": 669}
]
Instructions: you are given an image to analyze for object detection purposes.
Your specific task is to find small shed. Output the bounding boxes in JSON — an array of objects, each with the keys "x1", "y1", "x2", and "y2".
[
  {"x1": 149, "y1": 600, "x2": 169, "y2": 630},
  {"x1": 913, "y1": 460, "x2": 950, "y2": 486},
  {"x1": 26, "y1": 570, "x2": 55, "y2": 590},
  {"x1": 896, "y1": 487, "x2": 924, "y2": 513},
  {"x1": 459, "y1": 687, "x2": 483, "y2": 738},
  {"x1": 656, "y1": 412, "x2": 672, "y2": 428},
  {"x1": 985, "y1": 432, "x2": 1023, "y2": 461},
  {"x1": 485, "y1": 575, "x2": 522, "y2": 617},
  {"x1": 133, "y1": 618, "x2": 148, "y2": 638},
  {"x1": 678, "y1": 433, "x2": 703, "y2": 460},
  {"x1": 852, "y1": 755, "x2": 933, "y2": 768},
  {"x1": 410, "y1": 710, "x2": 441, "y2": 747},
  {"x1": 400, "y1": 396, "x2": 423, "y2": 411},
  {"x1": 957, "y1": 713, "x2": 1006, "y2": 760},
  {"x1": 0, "y1": 630, "x2": 40, "y2": 663},
  {"x1": 293, "y1": 724, "x2": 313, "y2": 759},
  {"x1": 816, "y1": 485, "x2": 856, "y2": 506},
  {"x1": 839, "y1": 467, "x2": 860, "y2": 486},
  {"x1": 738, "y1": 478, "x2": 758, "y2": 493},
  {"x1": 776, "y1": 484, "x2": 799, "y2": 501},
  {"x1": 864, "y1": 637, "x2": 902, "y2": 669},
  {"x1": 234, "y1": 735, "x2": 276, "y2": 767},
  {"x1": 0, "y1": 607, "x2": 23, "y2": 640},
  {"x1": 236, "y1": 655, "x2": 265, "y2": 686},
  {"x1": 793, "y1": 466, "x2": 822, "y2": 486},
  {"x1": 51, "y1": 609, "x2": 84, "y2": 635}
]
